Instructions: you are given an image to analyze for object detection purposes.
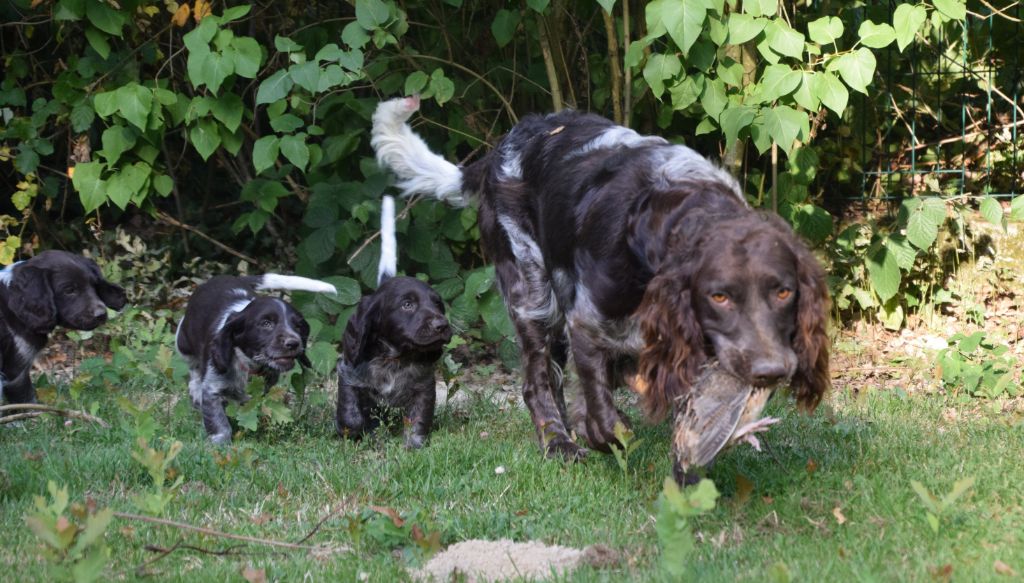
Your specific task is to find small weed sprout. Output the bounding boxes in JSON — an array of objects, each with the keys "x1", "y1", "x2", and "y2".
[
  {"x1": 131, "y1": 438, "x2": 184, "y2": 516},
  {"x1": 936, "y1": 332, "x2": 1019, "y2": 399},
  {"x1": 608, "y1": 421, "x2": 643, "y2": 477},
  {"x1": 656, "y1": 477, "x2": 720, "y2": 578},
  {"x1": 24, "y1": 481, "x2": 113, "y2": 583},
  {"x1": 224, "y1": 377, "x2": 294, "y2": 435},
  {"x1": 910, "y1": 477, "x2": 975, "y2": 534}
]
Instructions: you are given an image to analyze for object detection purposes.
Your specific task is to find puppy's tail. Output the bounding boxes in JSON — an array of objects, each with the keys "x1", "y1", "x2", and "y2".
[
  {"x1": 371, "y1": 96, "x2": 466, "y2": 206},
  {"x1": 377, "y1": 195, "x2": 397, "y2": 286},
  {"x1": 254, "y1": 274, "x2": 337, "y2": 295}
]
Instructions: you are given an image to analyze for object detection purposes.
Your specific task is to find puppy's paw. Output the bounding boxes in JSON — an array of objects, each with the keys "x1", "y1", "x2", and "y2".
[
  {"x1": 403, "y1": 433, "x2": 427, "y2": 450},
  {"x1": 579, "y1": 411, "x2": 631, "y2": 454},
  {"x1": 543, "y1": 437, "x2": 588, "y2": 462}
]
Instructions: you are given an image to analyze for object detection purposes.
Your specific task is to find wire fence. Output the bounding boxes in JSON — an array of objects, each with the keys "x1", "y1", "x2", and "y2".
[{"x1": 858, "y1": 1, "x2": 1022, "y2": 201}]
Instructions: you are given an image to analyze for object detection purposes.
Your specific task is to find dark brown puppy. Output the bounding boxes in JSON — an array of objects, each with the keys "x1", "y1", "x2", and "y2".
[
  {"x1": 372, "y1": 97, "x2": 829, "y2": 460},
  {"x1": 0, "y1": 250, "x2": 126, "y2": 405}
]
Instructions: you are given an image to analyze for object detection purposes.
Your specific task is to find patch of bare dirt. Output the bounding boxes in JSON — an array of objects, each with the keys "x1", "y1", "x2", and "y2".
[{"x1": 411, "y1": 539, "x2": 615, "y2": 582}]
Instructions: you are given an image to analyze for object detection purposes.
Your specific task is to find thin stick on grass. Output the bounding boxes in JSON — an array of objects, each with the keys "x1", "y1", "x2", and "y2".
[
  {"x1": 113, "y1": 511, "x2": 351, "y2": 553},
  {"x1": 0, "y1": 404, "x2": 110, "y2": 428}
]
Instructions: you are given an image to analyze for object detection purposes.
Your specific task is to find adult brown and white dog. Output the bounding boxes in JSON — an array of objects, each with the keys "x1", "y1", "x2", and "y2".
[
  {"x1": 371, "y1": 97, "x2": 830, "y2": 460},
  {"x1": 0, "y1": 251, "x2": 126, "y2": 406}
]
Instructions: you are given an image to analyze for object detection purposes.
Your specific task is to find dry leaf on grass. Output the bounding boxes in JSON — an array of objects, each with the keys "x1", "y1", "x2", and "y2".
[
  {"x1": 369, "y1": 505, "x2": 405, "y2": 527},
  {"x1": 994, "y1": 560, "x2": 1017, "y2": 576},
  {"x1": 832, "y1": 506, "x2": 847, "y2": 525},
  {"x1": 241, "y1": 566, "x2": 266, "y2": 583}
]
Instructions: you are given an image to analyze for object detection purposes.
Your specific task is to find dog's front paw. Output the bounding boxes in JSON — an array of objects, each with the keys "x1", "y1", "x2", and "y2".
[
  {"x1": 403, "y1": 432, "x2": 427, "y2": 450},
  {"x1": 543, "y1": 437, "x2": 589, "y2": 462},
  {"x1": 209, "y1": 431, "x2": 233, "y2": 445},
  {"x1": 579, "y1": 411, "x2": 631, "y2": 453}
]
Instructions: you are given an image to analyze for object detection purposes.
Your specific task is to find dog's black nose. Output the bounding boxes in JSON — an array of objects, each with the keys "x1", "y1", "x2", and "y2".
[
  {"x1": 432, "y1": 317, "x2": 449, "y2": 333},
  {"x1": 92, "y1": 307, "x2": 108, "y2": 321},
  {"x1": 283, "y1": 337, "x2": 301, "y2": 351},
  {"x1": 750, "y1": 360, "x2": 787, "y2": 387}
]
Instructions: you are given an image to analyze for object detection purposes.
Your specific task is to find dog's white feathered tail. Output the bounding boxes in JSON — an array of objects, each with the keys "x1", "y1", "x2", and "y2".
[
  {"x1": 256, "y1": 274, "x2": 336, "y2": 294},
  {"x1": 378, "y1": 195, "x2": 397, "y2": 285},
  {"x1": 371, "y1": 96, "x2": 466, "y2": 206}
]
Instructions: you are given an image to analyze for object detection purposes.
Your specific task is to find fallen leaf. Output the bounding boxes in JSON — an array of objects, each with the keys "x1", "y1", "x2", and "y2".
[
  {"x1": 251, "y1": 513, "x2": 273, "y2": 526},
  {"x1": 172, "y1": 4, "x2": 191, "y2": 27},
  {"x1": 735, "y1": 474, "x2": 754, "y2": 507},
  {"x1": 369, "y1": 505, "x2": 405, "y2": 527},
  {"x1": 241, "y1": 566, "x2": 266, "y2": 583},
  {"x1": 762, "y1": 495, "x2": 774, "y2": 505},
  {"x1": 806, "y1": 458, "x2": 818, "y2": 475},
  {"x1": 929, "y1": 563, "x2": 953, "y2": 581},
  {"x1": 514, "y1": 509, "x2": 528, "y2": 516},
  {"x1": 22, "y1": 451, "x2": 45, "y2": 462},
  {"x1": 994, "y1": 560, "x2": 1017, "y2": 577},
  {"x1": 832, "y1": 506, "x2": 847, "y2": 525}
]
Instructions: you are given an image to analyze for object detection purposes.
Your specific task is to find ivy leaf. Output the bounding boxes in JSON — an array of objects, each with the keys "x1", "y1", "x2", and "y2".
[
  {"x1": 119, "y1": 84, "x2": 153, "y2": 131},
  {"x1": 72, "y1": 161, "x2": 107, "y2": 212},
  {"x1": 342, "y1": 22, "x2": 371, "y2": 49},
  {"x1": 253, "y1": 136, "x2": 280, "y2": 174},
  {"x1": 717, "y1": 58, "x2": 743, "y2": 88},
  {"x1": 99, "y1": 125, "x2": 137, "y2": 165},
  {"x1": 84, "y1": 1, "x2": 125, "y2": 36},
  {"x1": 757, "y1": 64, "x2": 801, "y2": 102},
  {"x1": 792, "y1": 71, "x2": 820, "y2": 111},
  {"x1": 643, "y1": 53, "x2": 682, "y2": 99},
  {"x1": 814, "y1": 71, "x2": 848, "y2": 115},
  {"x1": 866, "y1": 242, "x2": 901, "y2": 302},
  {"x1": 211, "y1": 92, "x2": 244, "y2": 133},
  {"x1": 189, "y1": 118, "x2": 222, "y2": 161},
  {"x1": 429, "y1": 69, "x2": 455, "y2": 105},
  {"x1": 669, "y1": 74, "x2": 704, "y2": 110},
  {"x1": 280, "y1": 134, "x2": 309, "y2": 171},
  {"x1": 763, "y1": 105, "x2": 807, "y2": 155},
  {"x1": 857, "y1": 21, "x2": 896, "y2": 49},
  {"x1": 720, "y1": 104, "x2": 756, "y2": 145},
  {"x1": 84, "y1": 27, "x2": 111, "y2": 60},
  {"x1": 153, "y1": 174, "x2": 173, "y2": 197},
  {"x1": 728, "y1": 13, "x2": 767, "y2": 44},
  {"x1": 833, "y1": 48, "x2": 876, "y2": 94},
  {"x1": 699, "y1": 78, "x2": 727, "y2": 121},
  {"x1": 270, "y1": 113, "x2": 304, "y2": 133},
  {"x1": 289, "y1": 61, "x2": 321, "y2": 93},
  {"x1": 106, "y1": 162, "x2": 151, "y2": 210},
  {"x1": 200, "y1": 52, "x2": 234, "y2": 95},
  {"x1": 646, "y1": 0, "x2": 706, "y2": 55},
  {"x1": 274, "y1": 35, "x2": 303, "y2": 53},
  {"x1": 230, "y1": 37, "x2": 262, "y2": 78},
  {"x1": 765, "y1": 18, "x2": 805, "y2": 59},
  {"x1": 356, "y1": 0, "x2": 391, "y2": 29},
  {"x1": 807, "y1": 15, "x2": 843, "y2": 45},
  {"x1": 491, "y1": 9, "x2": 520, "y2": 48},
  {"x1": 893, "y1": 4, "x2": 927, "y2": 52},
  {"x1": 933, "y1": 0, "x2": 966, "y2": 21},
  {"x1": 405, "y1": 71, "x2": 429, "y2": 95},
  {"x1": 93, "y1": 91, "x2": 118, "y2": 118},
  {"x1": 979, "y1": 196, "x2": 1005, "y2": 229},
  {"x1": 256, "y1": 70, "x2": 293, "y2": 105}
]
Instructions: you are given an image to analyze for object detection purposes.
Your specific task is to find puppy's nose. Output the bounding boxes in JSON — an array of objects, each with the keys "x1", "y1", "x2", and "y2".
[
  {"x1": 92, "y1": 306, "x2": 108, "y2": 321},
  {"x1": 750, "y1": 360, "x2": 787, "y2": 387},
  {"x1": 431, "y1": 317, "x2": 449, "y2": 333},
  {"x1": 283, "y1": 337, "x2": 301, "y2": 351}
]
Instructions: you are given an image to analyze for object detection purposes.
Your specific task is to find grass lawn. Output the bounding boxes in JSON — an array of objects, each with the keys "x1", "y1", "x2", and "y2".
[{"x1": 2, "y1": 365, "x2": 1022, "y2": 582}]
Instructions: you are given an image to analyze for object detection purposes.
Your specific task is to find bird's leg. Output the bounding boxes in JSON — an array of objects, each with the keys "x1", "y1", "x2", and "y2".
[{"x1": 731, "y1": 417, "x2": 781, "y2": 451}]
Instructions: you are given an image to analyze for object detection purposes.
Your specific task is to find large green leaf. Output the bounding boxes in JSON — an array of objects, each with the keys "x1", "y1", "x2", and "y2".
[
  {"x1": 699, "y1": 78, "x2": 728, "y2": 121},
  {"x1": 907, "y1": 208, "x2": 939, "y2": 250},
  {"x1": 253, "y1": 136, "x2": 280, "y2": 174},
  {"x1": 757, "y1": 64, "x2": 801, "y2": 102},
  {"x1": 256, "y1": 70, "x2": 293, "y2": 105},
  {"x1": 857, "y1": 21, "x2": 896, "y2": 49},
  {"x1": 792, "y1": 71, "x2": 820, "y2": 111},
  {"x1": 866, "y1": 243, "x2": 901, "y2": 302},
  {"x1": 807, "y1": 15, "x2": 843, "y2": 45},
  {"x1": 289, "y1": 61, "x2": 321, "y2": 94},
  {"x1": 727, "y1": 13, "x2": 766, "y2": 44},
  {"x1": 814, "y1": 71, "x2": 848, "y2": 115},
  {"x1": 933, "y1": 0, "x2": 966, "y2": 21},
  {"x1": 72, "y1": 161, "x2": 107, "y2": 212},
  {"x1": 646, "y1": 0, "x2": 706, "y2": 55},
  {"x1": 84, "y1": 1, "x2": 125, "y2": 36},
  {"x1": 119, "y1": 84, "x2": 153, "y2": 131},
  {"x1": 356, "y1": 0, "x2": 391, "y2": 28},
  {"x1": 893, "y1": 4, "x2": 927, "y2": 52},
  {"x1": 211, "y1": 92, "x2": 244, "y2": 132},
  {"x1": 84, "y1": 27, "x2": 111, "y2": 59},
  {"x1": 106, "y1": 162, "x2": 150, "y2": 210},
  {"x1": 762, "y1": 105, "x2": 807, "y2": 155},
  {"x1": 280, "y1": 134, "x2": 309, "y2": 171},
  {"x1": 491, "y1": 9, "x2": 520, "y2": 48},
  {"x1": 765, "y1": 19, "x2": 805, "y2": 59},
  {"x1": 833, "y1": 48, "x2": 876, "y2": 94},
  {"x1": 230, "y1": 37, "x2": 262, "y2": 78},
  {"x1": 669, "y1": 74, "x2": 704, "y2": 110},
  {"x1": 189, "y1": 118, "x2": 222, "y2": 161},
  {"x1": 201, "y1": 52, "x2": 235, "y2": 95},
  {"x1": 1010, "y1": 195, "x2": 1024, "y2": 221},
  {"x1": 979, "y1": 196, "x2": 1005, "y2": 228},
  {"x1": 720, "y1": 104, "x2": 755, "y2": 145},
  {"x1": 98, "y1": 125, "x2": 136, "y2": 165},
  {"x1": 643, "y1": 53, "x2": 682, "y2": 99}
]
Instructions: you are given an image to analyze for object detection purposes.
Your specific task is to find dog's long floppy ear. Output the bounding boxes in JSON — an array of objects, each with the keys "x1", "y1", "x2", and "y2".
[
  {"x1": 789, "y1": 242, "x2": 831, "y2": 412},
  {"x1": 635, "y1": 266, "x2": 706, "y2": 423},
  {"x1": 9, "y1": 265, "x2": 57, "y2": 334},
  {"x1": 212, "y1": 311, "x2": 245, "y2": 373},
  {"x1": 86, "y1": 260, "x2": 127, "y2": 310},
  {"x1": 341, "y1": 295, "x2": 380, "y2": 364}
]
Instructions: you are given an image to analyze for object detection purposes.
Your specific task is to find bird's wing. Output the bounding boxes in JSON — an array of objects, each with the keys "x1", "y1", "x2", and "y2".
[{"x1": 673, "y1": 366, "x2": 752, "y2": 471}]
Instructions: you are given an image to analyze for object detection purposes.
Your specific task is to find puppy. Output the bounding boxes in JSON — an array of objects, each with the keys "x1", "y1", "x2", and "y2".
[
  {"x1": 336, "y1": 196, "x2": 452, "y2": 449},
  {"x1": 0, "y1": 250, "x2": 126, "y2": 406},
  {"x1": 176, "y1": 274, "x2": 336, "y2": 444}
]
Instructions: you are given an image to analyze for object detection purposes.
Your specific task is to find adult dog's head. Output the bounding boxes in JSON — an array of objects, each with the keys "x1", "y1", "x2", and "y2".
[
  {"x1": 342, "y1": 276, "x2": 451, "y2": 364},
  {"x1": 214, "y1": 298, "x2": 312, "y2": 373},
  {"x1": 1, "y1": 250, "x2": 127, "y2": 334},
  {"x1": 636, "y1": 211, "x2": 830, "y2": 421}
]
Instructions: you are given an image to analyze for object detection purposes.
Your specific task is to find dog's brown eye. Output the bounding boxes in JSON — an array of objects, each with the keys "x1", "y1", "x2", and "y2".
[
  {"x1": 402, "y1": 300, "x2": 415, "y2": 310},
  {"x1": 710, "y1": 293, "x2": 728, "y2": 304},
  {"x1": 777, "y1": 288, "x2": 792, "y2": 301},
  {"x1": 259, "y1": 319, "x2": 274, "y2": 329}
]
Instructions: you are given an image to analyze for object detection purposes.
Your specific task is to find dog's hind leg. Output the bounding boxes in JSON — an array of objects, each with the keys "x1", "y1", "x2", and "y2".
[{"x1": 568, "y1": 325, "x2": 630, "y2": 453}]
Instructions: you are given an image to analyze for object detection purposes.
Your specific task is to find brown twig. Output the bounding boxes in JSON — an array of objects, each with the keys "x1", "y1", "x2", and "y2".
[
  {"x1": 601, "y1": 6, "x2": 624, "y2": 125},
  {"x1": 154, "y1": 210, "x2": 261, "y2": 267},
  {"x1": 294, "y1": 505, "x2": 347, "y2": 546},
  {"x1": 0, "y1": 404, "x2": 110, "y2": 427},
  {"x1": 537, "y1": 15, "x2": 563, "y2": 112},
  {"x1": 113, "y1": 511, "x2": 350, "y2": 553}
]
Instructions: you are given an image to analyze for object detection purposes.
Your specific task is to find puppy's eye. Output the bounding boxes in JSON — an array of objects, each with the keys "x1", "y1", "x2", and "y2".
[
  {"x1": 710, "y1": 292, "x2": 729, "y2": 304},
  {"x1": 401, "y1": 300, "x2": 415, "y2": 310},
  {"x1": 777, "y1": 288, "x2": 793, "y2": 301},
  {"x1": 63, "y1": 286, "x2": 77, "y2": 296},
  {"x1": 259, "y1": 319, "x2": 274, "y2": 329}
]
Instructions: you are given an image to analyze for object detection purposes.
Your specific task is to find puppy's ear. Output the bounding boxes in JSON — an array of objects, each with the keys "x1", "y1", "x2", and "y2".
[
  {"x1": 10, "y1": 265, "x2": 57, "y2": 334},
  {"x1": 212, "y1": 312, "x2": 245, "y2": 373},
  {"x1": 341, "y1": 295, "x2": 379, "y2": 363},
  {"x1": 85, "y1": 260, "x2": 127, "y2": 310}
]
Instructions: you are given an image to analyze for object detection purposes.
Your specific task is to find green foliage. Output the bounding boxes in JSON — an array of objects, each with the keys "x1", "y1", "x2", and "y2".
[
  {"x1": 130, "y1": 437, "x2": 184, "y2": 516},
  {"x1": 24, "y1": 482, "x2": 113, "y2": 583},
  {"x1": 936, "y1": 332, "x2": 1019, "y2": 399},
  {"x1": 910, "y1": 477, "x2": 975, "y2": 534},
  {"x1": 608, "y1": 421, "x2": 644, "y2": 478},
  {"x1": 346, "y1": 506, "x2": 443, "y2": 561},
  {"x1": 655, "y1": 477, "x2": 719, "y2": 578},
  {"x1": 224, "y1": 377, "x2": 295, "y2": 434}
]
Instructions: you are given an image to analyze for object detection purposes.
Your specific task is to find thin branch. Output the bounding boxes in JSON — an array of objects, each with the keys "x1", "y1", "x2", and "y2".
[
  {"x1": 537, "y1": 16, "x2": 563, "y2": 111},
  {"x1": 293, "y1": 505, "x2": 347, "y2": 546},
  {"x1": 113, "y1": 512, "x2": 351, "y2": 553},
  {"x1": 623, "y1": 0, "x2": 633, "y2": 127},
  {"x1": 0, "y1": 404, "x2": 110, "y2": 427},
  {"x1": 154, "y1": 210, "x2": 261, "y2": 266},
  {"x1": 601, "y1": 7, "x2": 624, "y2": 124}
]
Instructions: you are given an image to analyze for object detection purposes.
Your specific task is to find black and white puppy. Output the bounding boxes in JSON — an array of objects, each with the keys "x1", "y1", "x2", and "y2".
[
  {"x1": 0, "y1": 250, "x2": 126, "y2": 406},
  {"x1": 335, "y1": 196, "x2": 452, "y2": 449},
  {"x1": 176, "y1": 274, "x2": 336, "y2": 444}
]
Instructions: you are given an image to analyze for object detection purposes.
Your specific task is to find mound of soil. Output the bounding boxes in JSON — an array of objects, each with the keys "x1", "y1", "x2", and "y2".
[{"x1": 412, "y1": 539, "x2": 592, "y2": 582}]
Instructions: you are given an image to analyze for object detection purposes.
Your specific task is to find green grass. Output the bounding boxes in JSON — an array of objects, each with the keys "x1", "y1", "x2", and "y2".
[{"x1": 2, "y1": 372, "x2": 1023, "y2": 582}]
